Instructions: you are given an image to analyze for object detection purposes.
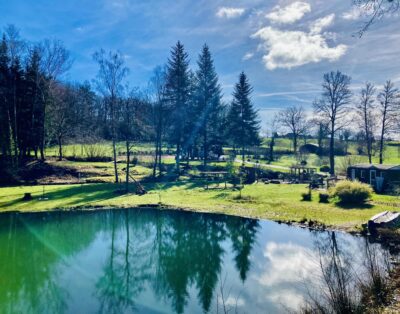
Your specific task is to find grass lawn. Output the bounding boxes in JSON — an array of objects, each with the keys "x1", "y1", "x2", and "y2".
[{"x1": 1, "y1": 181, "x2": 399, "y2": 231}]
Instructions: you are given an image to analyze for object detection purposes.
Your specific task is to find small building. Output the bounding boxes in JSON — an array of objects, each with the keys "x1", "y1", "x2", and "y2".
[{"x1": 347, "y1": 164, "x2": 400, "y2": 191}]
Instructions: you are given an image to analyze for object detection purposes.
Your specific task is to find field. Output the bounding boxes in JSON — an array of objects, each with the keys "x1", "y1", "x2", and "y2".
[
  {"x1": 1, "y1": 175, "x2": 400, "y2": 231},
  {"x1": 2, "y1": 138, "x2": 399, "y2": 232}
]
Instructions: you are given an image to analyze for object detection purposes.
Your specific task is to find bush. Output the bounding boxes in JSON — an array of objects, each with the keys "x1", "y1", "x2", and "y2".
[
  {"x1": 330, "y1": 180, "x2": 373, "y2": 205},
  {"x1": 319, "y1": 193, "x2": 329, "y2": 203},
  {"x1": 320, "y1": 165, "x2": 330, "y2": 173}
]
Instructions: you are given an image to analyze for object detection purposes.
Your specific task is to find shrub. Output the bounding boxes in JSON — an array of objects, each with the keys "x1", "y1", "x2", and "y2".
[
  {"x1": 330, "y1": 180, "x2": 373, "y2": 205},
  {"x1": 319, "y1": 193, "x2": 329, "y2": 203},
  {"x1": 320, "y1": 165, "x2": 330, "y2": 173}
]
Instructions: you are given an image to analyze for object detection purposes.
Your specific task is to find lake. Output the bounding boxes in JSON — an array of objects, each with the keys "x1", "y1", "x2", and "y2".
[{"x1": 0, "y1": 209, "x2": 390, "y2": 313}]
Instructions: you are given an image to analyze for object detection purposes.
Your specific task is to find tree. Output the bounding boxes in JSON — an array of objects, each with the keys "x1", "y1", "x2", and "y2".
[
  {"x1": 47, "y1": 83, "x2": 74, "y2": 160},
  {"x1": 314, "y1": 71, "x2": 352, "y2": 175},
  {"x1": 0, "y1": 34, "x2": 11, "y2": 163},
  {"x1": 165, "y1": 42, "x2": 191, "y2": 173},
  {"x1": 93, "y1": 49, "x2": 129, "y2": 183},
  {"x1": 193, "y1": 44, "x2": 223, "y2": 168},
  {"x1": 377, "y1": 80, "x2": 399, "y2": 164},
  {"x1": 226, "y1": 72, "x2": 260, "y2": 164},
  {"x1": 149, "y1": 66, "x2": 168, "y2": 178},
  {"x1": 266, "y1": 115, "x2": 279, "y2": 162},
  {"x1": 278, "y1": 105, "x2": 308, "y2": 154},
  {"x1": 354, "y1": 0, "x2": 400, "y2": 36},
  {"x1": 356, "y1": 82, "x2": 376, "y2": 163}
]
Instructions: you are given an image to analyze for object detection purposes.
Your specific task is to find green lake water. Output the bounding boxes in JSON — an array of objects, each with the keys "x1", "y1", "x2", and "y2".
[{"x1": 0, "y1": 209, "x2": 390, "y2": 313}]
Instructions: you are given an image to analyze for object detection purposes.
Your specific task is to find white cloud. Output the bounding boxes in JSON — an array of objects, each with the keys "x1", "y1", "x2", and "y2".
[
  {"x1": 216, "y1": 7, "x2": 245, "y2": 19},
  {"x1": 342, "y1": 6, "x2": 364, "y2": 20},
  {"x1": 252, "y1": 24, "x2": 347, "y2": 70},
  {"x1": 266, "y1": 1, "x2": 311, "y2": 24},
  {"x1": 242, "y1": 52, "x2": 254, "y2": 61},
  {"x1": 310, "y1": 14, "x2": 335, "y2": 34}
]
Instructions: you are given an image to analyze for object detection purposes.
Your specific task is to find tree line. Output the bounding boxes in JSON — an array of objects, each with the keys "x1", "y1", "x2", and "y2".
[
  {"x1": 0, "y1": 26, "x2": 261, "y2": 183},
  {"x1": 275, "y1": 71, "x2": 400, "y2": 175}
]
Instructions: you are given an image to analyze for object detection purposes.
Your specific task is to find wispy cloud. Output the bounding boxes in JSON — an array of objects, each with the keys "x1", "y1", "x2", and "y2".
[
  {"x1": 216, "y1": 7, "x2": 245, "y2": 19},
  {"x1": 266, "y1": 1, "x2": 311, "y2": 24},
  {"x1": 242, "y1": 52, "x2": 254, "y2": 61}
]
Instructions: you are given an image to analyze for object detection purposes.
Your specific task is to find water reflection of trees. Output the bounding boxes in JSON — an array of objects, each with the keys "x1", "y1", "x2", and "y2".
[
  {"x1": 93, "y1": 209, "x2": 260, "y2": 314},
  {"x1": 0, "y1": 212, "x2": 102, "y2": 313},
  {"x1": 303, "y1": 231, "x2": 392, "y2": 313},
  {"x1": 0, "y1": 210, "x2": 260, "y2": 313}
]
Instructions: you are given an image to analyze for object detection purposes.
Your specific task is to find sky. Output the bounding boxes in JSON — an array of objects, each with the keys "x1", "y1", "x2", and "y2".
[{"x1": 1, "y1": 0, "x2": 400, "y2": 127}]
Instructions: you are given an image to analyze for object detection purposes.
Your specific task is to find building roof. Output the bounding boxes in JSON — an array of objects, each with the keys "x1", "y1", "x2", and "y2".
[{"x1": 350, "y1": 164, "x2": 400, "y2": 171}]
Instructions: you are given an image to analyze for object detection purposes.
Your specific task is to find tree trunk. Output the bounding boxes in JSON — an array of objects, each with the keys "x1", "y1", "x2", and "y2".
[
  {"x1": 269, "y1": 137, "x2": 275, "y2": 161},
  {"x1": 58, "y1": 135, "x2": 62, "y2": 161},
  {"x1": 176, "y1": 142, "x2": 181, "y2": 174},
  {"x1": 241, "y1": 144, "x2": 245, "y2": 165},
  {"x1": 293, "y1": 135, "x2": 297, "y2": 154},
  {"x1": 152, "y1": 138, "x2": 158, "y2": 178},
  {"x1": 125, "y1": 140, "x2": 130, "y2": 193},
  {"x1": 112, "y1": 137, "x2": 119, "y2": 183},
  {"x1": 379, "y1": 132, "x2": 384, "y2": 164},
  {"x1": 329, "y1": 128, "x2": 335, "y2": 176},
  {"x1": 203, "y1": 129, "x2": 207, "y2": 168},
  {"x1": 378, "y1": 108, "x2": 386, "y2": 165}
]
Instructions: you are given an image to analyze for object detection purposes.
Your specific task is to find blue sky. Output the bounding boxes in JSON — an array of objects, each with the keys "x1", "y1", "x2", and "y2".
[{"x1": 1, "y1": 0, "x2": 400, "y2": 126}]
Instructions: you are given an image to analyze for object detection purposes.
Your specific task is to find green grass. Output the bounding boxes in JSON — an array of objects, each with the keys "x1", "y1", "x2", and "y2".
[{"x1": 1, "y1": 181, "x2": 399, "y2": 231}]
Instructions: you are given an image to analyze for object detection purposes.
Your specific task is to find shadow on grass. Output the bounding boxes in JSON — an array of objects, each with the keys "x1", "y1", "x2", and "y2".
[
  {"x1": 1, "y1": 183, "x2": 122, "y2": 209},
  {"x1": 334, "y1": 201, "x2": 374, "y2": 210}
]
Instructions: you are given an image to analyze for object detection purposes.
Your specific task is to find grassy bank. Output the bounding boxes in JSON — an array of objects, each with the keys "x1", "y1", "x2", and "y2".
[{"x1": 1, "y1": 181, "x2": 399, "y2": 231}]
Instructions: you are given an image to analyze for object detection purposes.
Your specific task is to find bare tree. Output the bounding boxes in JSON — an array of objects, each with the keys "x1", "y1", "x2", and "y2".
[
  {"x1": 47, "y1": 83, "x2": 74, "y2": 160},
  {"x1": 4, "y1": 24, "x2": 25, "y2": 63},
  {"x1": 36, "y1": 40, "x2": 72, "y2": 160},
  {"x1": 266, "y1": 114, "x2": 279, "y2": 162},
  {"x1": 93, "y1": 49, "x2": 129, "y2": 183},
  {"x1": 278, "y1": 105, "x2": 308, "y2": 154},
  {"x1": 314, "y1": 71, "x2": 352, "y2": 175},
  {"x1": 356, "y1": 82, "x2": 376, "y2": 163},
  {"x1": 354, "y1": 0, "x2": 400, "y2": 37},
  {"x1": 149, "y1": 66, "x2": 168, "y2": 178},
  {"x1": 39, "y1": 39, "x2": 73, "y2": 81},
  {"x1": 377, "y1": 80, "x2": 399, "y2": 164}
]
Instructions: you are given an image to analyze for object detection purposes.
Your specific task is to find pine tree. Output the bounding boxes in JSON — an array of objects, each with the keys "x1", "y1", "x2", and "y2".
[
  {"x1": 193, "y1": 44, "x2": 223, "y2": 168},
  {"x1": 0, "y1": 34, "x2": 11, "y2": 161},
  {"x1": 9, "y1": 55, "x2": 23, "y2": 160},
  {"x1": 24, "y1": 48, "x2": 43, "y2": 158},
  {"x1": 227, "y1": 72, "x2": 260, "y2": 164},
  {"x1": 165, "y1": 41, "x2": 191, "y2": 172}
]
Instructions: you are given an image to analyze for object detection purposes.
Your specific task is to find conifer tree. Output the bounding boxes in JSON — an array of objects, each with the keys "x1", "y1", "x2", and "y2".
[
  {"x1": 193, "y1": 44, "x2": 222, "y2": 167},
  {"x1": 227, "y1": 72, "x2": 260, "y2": 164},
  {"x1": 165, "y1": 41, "x2": 191, "y2": 172},
  {"x1": 0, "y1": 35, "x2": 11, "y2": 161}
]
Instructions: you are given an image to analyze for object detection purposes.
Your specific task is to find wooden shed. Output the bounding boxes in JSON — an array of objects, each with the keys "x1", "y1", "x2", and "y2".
[{"x1": 347, "y1": 164, "x2": 400, "y2": 191}]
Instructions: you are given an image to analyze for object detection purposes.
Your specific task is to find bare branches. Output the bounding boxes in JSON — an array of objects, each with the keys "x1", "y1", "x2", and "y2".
[
  {"x1": 354, "y1": 0, "x2": 400, "y2": 37},
  {"x1": 377, "y1": 80, "x2": 400, "y2": 163},
  {"x1": 39, "y1": 39, "x2": 73, "y2": 80},
  {"x1": 356, "y1": 82, "x2": 376, "y2": 163},
  {"x1": 93, "y1": 49, "x2": 129, "y2": 99},
  {"x1": 278, "y1": 105, "x2": 308, "y2": 153},
  {"x1": 313, "y1": 71, "x2": 352, "y2": 175}
]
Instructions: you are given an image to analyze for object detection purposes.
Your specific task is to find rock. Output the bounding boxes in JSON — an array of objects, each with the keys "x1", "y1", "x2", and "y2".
[{"x1": 368, "y1": 211, "x2": 400, "y2": 230}]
